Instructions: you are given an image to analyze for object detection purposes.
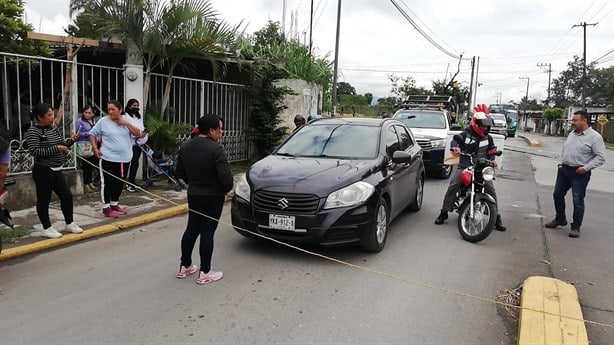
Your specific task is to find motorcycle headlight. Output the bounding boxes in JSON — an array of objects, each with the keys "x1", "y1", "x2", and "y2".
[
  {"x1": 324, "y1": 181, "x2": 375, "y2": 209},
  {"x1": 431, "y1": 139, "x2": 446, "y2": 148},
  {"x1": 482, "y1": 166, "x2": 495, "y2": 182},
  {"x1": 234, "y1": 174, "x2": 251, "y2": 201}
]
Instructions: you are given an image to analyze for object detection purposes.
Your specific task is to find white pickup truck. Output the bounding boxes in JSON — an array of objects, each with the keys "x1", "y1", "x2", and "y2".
[{"x1": 393, "y1": 108, "x2": 462, "y2": 179}]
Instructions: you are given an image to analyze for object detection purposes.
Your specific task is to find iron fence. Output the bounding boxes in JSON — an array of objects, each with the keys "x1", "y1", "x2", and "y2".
[{"x1": 1, "y1": 51, "x2": 251, "y2": 175}]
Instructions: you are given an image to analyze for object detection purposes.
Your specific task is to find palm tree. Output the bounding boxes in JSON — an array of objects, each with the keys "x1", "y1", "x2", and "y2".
[
  {"x1": 156, "y1": 0, "x2": 242, "y2": 114},
  {"x1": 68, "y1": 0, "x2": 241, "y2": 111},
  {"x1": 69, "y1": 0, "x2": 155, "y2": 106}
]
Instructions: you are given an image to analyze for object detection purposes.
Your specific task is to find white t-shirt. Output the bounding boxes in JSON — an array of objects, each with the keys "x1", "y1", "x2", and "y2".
[{"x1": 125, "y1": 114, "x2": 148, "y2": 146}]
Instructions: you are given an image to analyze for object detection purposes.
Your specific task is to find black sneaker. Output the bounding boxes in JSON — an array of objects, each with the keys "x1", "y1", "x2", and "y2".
[
  {"x1": 435, "y1": 209, "x2": 448, "y2": 225},
  {"x1": 126, "y1": 185, "x2": 137, "y2": 193}
]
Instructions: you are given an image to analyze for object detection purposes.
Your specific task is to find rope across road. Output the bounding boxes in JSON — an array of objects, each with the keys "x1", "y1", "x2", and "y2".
[{"x1": 3, "y1": 149, "x2": 613, "y2": 331}]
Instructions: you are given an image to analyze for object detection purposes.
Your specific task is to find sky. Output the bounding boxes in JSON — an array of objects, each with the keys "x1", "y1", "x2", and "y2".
[{"x1": 23, "y1": 0, "x2": 614, "y2": 105}]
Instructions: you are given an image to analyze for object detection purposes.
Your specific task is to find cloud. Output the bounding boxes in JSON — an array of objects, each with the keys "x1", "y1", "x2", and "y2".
[
  {"x1": 24, "y1": 7, "x2": 70, "y2": 35},
  {"x1": 21, "y1": 0, "x2": 614, "y2": 104}
]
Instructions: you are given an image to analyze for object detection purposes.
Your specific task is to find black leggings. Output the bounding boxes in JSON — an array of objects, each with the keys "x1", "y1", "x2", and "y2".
[
  {"x1": 80, "y1": 155, "x2": 99, "y2": 184},
  {"x1": 127, "y1": 146, "x2": 142, "y2": 184},
  {"x1": 100, "y1": 160, "x2": 128, "y2": 205},
  {"x1": 32, "y1": 165, "x2": 73, "y2": 229},
  {"x1": 180, "y1": 195, "x2": 225, "y2": 272}
]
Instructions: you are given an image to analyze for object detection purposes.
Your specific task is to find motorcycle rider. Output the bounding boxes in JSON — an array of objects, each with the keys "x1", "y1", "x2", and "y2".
[{"x1": 434, "y1": 105, "x2": 506, "y2": 231}]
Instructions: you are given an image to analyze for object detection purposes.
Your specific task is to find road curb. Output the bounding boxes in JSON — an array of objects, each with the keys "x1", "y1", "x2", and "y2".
[
  {"x1": 0, "y1": 204, "x2": 188, "y2": 262},
  {"x1": 518, "y1": 135, "x2": 540, "y2": 147},
  {"x1": 518, "y1": 276, "x2": 588, "y2": 345}
]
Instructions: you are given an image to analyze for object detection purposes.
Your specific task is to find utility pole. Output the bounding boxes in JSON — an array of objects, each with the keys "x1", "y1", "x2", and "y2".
[
  {"x1": 472, "y1": 56, "x2": 480, "y2": 108},
  {"x1": 537, "y1": 62, "x2": 552, "y2": 106},
  {"x1": 520, "y1": 76, "x2": 530, "y2": 128},
  {"x1": 330, "y1": 0, "x2": 342, "y2": 117},
  {"x1": 572, "y1": 22, "x2": 597, "y2": 110},
  {"x1": 282, "y1": 0, "x2": 287, "y2": 38},
  {"x1": 468, "y1": 56, "x2": 476, "y2": 113},
  {"x1": 309, "y1": 0, "x2": 314, "y2": 63},
  {"x1": 494, "y1": 92, "x2": 502, "y2": 105}
]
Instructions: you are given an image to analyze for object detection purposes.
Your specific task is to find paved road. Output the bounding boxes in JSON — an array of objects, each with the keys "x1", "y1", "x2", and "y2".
[{"x1": 0, "y1": 136, "x2": 611, "y2": 344}]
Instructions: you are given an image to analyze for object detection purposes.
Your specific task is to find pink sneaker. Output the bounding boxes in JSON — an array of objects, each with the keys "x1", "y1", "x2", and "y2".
[
  {"x1": 196, "y1": 270, "x2": 223, "y2": 285},
  {"x1": 176, "y1": 265, "x2": 198, "y2": 279},
  {"x1": 111, "y1": 205, "x2": 127, "y2": 215},
  {"x1": 102, "y1": 207, "x2": 119, "y2": 218}
]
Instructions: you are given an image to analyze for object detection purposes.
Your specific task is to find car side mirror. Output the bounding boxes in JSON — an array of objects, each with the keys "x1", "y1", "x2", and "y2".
[
  {"x1": 450, "y1": 123, "x2": 462, "y2": 131},
  {"x1": 392, "y1": 150, "x2": 412, "y2": 164}
]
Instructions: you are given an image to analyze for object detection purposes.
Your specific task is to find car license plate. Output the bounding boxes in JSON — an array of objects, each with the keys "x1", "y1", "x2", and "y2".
[{"x1": 269, "y1": 214, "x2": 296, "y2": 231}]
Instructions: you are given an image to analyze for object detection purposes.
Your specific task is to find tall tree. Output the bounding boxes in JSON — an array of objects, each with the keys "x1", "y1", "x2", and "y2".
[
  {"x1": 432, "y1": 79, "x2": 470, "y2": 114},
  {"x1": 364, "y1": 93, "x2": 373, "y2": 105},
  {"x1": 389, "y1": 74, "x2": 432, "y2": 102},
  {"x1": 156, "y1": 0, "x2": 241, "y2": 114},
  {"x1": 68, "y1": 0, "x2": 240, "y2": 112},
  {"x1": 336, "y1": 81, "x2": 356, "y2": 96},
  {"x1": 0, "y1": 0, "x2": 50, "y2": 56}
]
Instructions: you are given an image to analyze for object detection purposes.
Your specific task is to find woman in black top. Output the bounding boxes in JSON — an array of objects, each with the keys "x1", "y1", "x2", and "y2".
[
  {"x1": 25, "y1": 103, "x2": 83, "y2": 239},
  {"x1": 175, "y1": 114, "x2": 233, "y2": 285}
]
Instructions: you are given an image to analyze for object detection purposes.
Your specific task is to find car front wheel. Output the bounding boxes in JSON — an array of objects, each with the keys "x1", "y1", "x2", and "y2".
[
  {"x1": 407, "y1": 175, "x2": 424, "y2": 212},
  {"x1": 361, "y1": 198, "x2": 388, "y2": 252}
]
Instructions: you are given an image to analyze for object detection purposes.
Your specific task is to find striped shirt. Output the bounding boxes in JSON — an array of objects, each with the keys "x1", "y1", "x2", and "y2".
[{"x1": 26, "y1": 125, "x2": 73, "y2": 168}]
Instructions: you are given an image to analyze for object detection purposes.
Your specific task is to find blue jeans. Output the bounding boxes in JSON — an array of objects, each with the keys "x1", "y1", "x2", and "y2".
[{"x1": 553, "y1": 165, "x2": 591, "y2": 230}]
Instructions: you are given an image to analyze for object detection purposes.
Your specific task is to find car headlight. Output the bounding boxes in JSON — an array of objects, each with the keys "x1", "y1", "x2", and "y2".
[
  {"x1": 482, "y1": 167, "x2": 495, "y2": 182},
  {"x1": 431, "y1": 139, "x2": 446, "y2": 148},
  {"x1": 324, "y1": 181, "x2": 375, "y2": 209},
  {"x1": 234, "y1": 174, "x2": 251, "y2": 201}
]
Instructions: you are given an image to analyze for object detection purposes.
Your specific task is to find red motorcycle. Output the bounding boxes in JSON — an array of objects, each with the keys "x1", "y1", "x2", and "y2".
[{"x1": 452, "y1": 135, "x2": 501, "y2": 243}]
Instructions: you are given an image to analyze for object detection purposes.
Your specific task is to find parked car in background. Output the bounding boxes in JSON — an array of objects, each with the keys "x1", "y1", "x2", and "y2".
[
  {"x1": 231, "y1": 118, "x2": 426, "y2": 252},
  {"x1": 489, "y1": 113, "x2": 508, "y2": 138},
  {"x1": 489, "y1": 104, "x2": 519, "y2": 137}
]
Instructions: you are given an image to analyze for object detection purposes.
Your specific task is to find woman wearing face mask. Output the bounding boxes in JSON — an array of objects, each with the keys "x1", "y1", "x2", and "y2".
[
  {"x1": 75, "y1": 105, "x2": 99, "y2": 192},
  {"x1": 124, "y1": 99, "x2": 147, "y2": 192},
  {"x1": 25, "y1": 103, "x2": 83, "y2": 238},
  {"x1": 89, "y1": 100, "x2": 144, "y2": 218}
]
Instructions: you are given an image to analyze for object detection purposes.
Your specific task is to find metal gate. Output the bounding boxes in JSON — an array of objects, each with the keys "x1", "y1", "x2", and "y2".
[{"x1": 1, "y1": 51, "x2": 250, "y2": 175}]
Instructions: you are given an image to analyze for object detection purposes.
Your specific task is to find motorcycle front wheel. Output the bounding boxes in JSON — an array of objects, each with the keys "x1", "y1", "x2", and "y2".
[{"x1": 457, "y1": 198, "x2": 496, "y2": 243}]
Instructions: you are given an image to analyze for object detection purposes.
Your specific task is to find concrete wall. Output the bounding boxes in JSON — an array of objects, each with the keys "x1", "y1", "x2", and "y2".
[
  {"x1": 7, "y1": 170, "x2": 84, "y2": 210},
  {"x1": 273, "y1": 79, "x2": 323, "y2": 135}
]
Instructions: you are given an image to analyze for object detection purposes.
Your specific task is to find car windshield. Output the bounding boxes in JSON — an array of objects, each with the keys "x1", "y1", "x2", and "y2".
[
  {"x1": 491, "y1": 114, "x2": 507, "y2": 124},
  {"x1": 393, "y1": 110, "x2": 447, "y2": 129},
  {"x1": 276, "y1": 124, "x2": 380, "y2": 159},
  {"x1": 506, "y1": 110, "x2": 518, "y2": 120}
]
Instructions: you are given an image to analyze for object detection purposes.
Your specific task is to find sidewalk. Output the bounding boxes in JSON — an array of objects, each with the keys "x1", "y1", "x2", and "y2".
[{"x1": 0, "y1": 183, "x2": 198, "y2": 261}]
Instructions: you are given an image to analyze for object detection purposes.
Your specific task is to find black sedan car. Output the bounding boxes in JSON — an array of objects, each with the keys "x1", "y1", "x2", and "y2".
[{"x1": 231, "y1": 118, "x2": 425, "y2": 252}]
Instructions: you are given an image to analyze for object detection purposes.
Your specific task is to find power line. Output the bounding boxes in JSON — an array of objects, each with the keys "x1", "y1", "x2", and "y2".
[
  {"x1": 537, "y1": 0, "x2": 603, "y2": 64},
  {"x1": 592, "y1": 48, "x2": 614, "y2": 63},
  {"x1": 389, "y1": 0, "x2": 468, "y2": 60},
  {"x1": 397, "y1": 0, "x2": 461, "y2": 59}
]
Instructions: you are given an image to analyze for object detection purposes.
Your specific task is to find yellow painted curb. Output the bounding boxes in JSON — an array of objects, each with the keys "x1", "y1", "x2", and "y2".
[
  {"x1": 0, "y1": 204, "x2": 188, "y2": 262},
  {"x1": 520, "y1": 135, "x2": 540, "y2": 147},
  {"x1": 518, "y1": 276, "x2": 588, "y2": 345}
]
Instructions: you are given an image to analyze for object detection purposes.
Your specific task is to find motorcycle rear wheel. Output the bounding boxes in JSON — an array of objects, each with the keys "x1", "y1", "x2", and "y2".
[{"x1": 457, "y1": 198, "x2": 496, "y2": 243}]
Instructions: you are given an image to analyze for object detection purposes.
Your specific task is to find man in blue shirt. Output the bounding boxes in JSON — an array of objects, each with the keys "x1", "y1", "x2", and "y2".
[{"x1": 545, "y1": 110, "x2": 606, "y2": 238}]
